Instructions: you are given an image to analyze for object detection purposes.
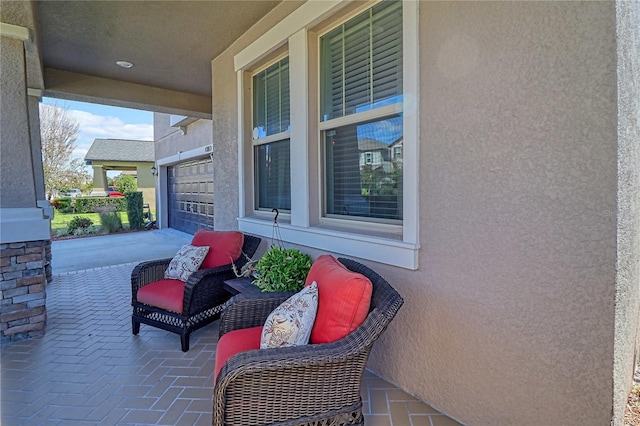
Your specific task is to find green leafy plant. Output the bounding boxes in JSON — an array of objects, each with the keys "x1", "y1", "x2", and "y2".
[
  {"x1": 75, "y1": 197, "x2": 127, "y2": 213},
  {"x1": 97, "y1": 207, "x2": 122, "y2": 233},
  {"x1": 252, "y1": 246, "x2": 311, "y2": 292},
  {"x1": 72, "y1": 225, "x2": 99, "y2": 236},
  {"x1": 116, "y1": 175, "x2": 137, "y2": 194},
  {"x1": 67, "y1": 216, "x2": 93, "y2": 234},
  {"x1": 54, "y1": 197, "x2": 72, "y2": 211},
  {"x1": 125, "y1": 192, "x2": 144, "y2": 230}
]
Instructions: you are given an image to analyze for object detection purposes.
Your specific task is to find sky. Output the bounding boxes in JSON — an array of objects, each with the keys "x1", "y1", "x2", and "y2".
[{"x1": 41, "y1": 97, "x2": 154, "y2": 177}]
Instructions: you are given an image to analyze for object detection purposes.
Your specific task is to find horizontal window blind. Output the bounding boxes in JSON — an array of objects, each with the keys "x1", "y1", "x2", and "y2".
[
  {"x1": 325, "y1": 115, "x2": 403, "y2": 221},
  {"x1": 255, "y1": 139, "x2": 291, "y2": 211},
  {"x1": 253, "y1": 57, "x2": 290, "y2": 138},
  {"x1": 320, "y1": 0, "x2": 402, "y2": 121}
]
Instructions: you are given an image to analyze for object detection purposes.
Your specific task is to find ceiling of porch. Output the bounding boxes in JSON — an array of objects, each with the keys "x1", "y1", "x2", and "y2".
[{"x1": 2, "y1": 1, "x2": 285, "y2": 117}]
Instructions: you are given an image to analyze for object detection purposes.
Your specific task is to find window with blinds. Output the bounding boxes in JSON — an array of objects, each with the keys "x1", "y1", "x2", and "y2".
[
  {"x1": 255, "y1": 140, "x2": 291, "y2": 210},
  {"x1": 253, "y1": 58, "x2": 290, "y2": 137},
  {"x1": 320, "y1": 0, "x2": 403, "y2": 222},
  {"x1": 320, "y1": 0, "x2": 402, "y2": 121},
  {"x1": 253, "y1": 57, "x2": 291, "y2": 211}
]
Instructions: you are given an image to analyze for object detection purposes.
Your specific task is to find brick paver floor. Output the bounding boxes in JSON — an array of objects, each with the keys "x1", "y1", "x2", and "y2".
[{"x1": 1, "y1": 263, "x2": 462, "y2": 425}]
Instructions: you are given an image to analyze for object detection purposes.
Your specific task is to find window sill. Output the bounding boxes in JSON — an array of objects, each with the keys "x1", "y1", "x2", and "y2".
[{"x1": 237, "y1": 216, "x2": 419, "y2": 270}]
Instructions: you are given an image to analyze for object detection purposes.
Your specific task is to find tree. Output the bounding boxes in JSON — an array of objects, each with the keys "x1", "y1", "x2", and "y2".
[
  {"x1": 39, "y1": 103, "x2": 89, "y2": 199},
  {"x1": 115, "y1": 175, "x2": 137, "y2": 194}
]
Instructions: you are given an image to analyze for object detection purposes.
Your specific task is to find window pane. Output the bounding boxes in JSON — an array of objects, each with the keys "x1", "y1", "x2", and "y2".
[
  {"x1": 253, "y1": 57, "x2": 290, "y2": 138},
  {"x1": 255, "y1": 139, "x2": 291, "y2": 211},
  {"x1": 320, "y1": 0, "x2": 402, "y2": 121},
  {"x1": 325, "y1": 115, "x2": 403, "y2": 221}
]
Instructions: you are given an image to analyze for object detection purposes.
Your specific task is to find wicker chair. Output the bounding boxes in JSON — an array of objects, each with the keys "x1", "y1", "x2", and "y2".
[
  {"x1": 213, "y1": 257, "x2": 404, "y2": 426},
  {"x1": 131, "y1": 234, "x2": 261, "y2": 352}
]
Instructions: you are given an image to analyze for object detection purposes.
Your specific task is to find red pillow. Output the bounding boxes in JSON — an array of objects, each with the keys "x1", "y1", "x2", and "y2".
[
  {"x1": 191, "y1": 230, "x2": 244, "y2": 269},
  {"x1": 304, "y1": 255, "x2": 372, "y2": 344}
]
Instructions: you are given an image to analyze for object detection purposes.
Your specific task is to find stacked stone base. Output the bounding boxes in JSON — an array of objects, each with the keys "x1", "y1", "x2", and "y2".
[{"x1": 0, "y1": 240, "x2": 47, "y2": 343}]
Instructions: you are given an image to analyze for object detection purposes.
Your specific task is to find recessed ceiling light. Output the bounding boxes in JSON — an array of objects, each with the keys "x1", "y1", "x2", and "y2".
[{"x1": 116, "y1": 60, "x2": 134, "y2": 69}]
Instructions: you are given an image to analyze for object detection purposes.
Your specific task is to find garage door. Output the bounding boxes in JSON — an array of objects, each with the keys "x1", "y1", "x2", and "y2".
[{"x1": 168, "y1": 158, "x2": 214, "y2": 235}]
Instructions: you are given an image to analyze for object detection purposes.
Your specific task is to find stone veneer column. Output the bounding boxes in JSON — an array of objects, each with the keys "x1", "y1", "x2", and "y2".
[{"x1": 0, "y1": 241, "x2": 47, "y2": 342}]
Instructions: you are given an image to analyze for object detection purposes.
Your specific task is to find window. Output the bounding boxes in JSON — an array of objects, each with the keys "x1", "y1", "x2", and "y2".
[
  {"x1": 252, "y1": 57, "x2": 291, "y2": 211},
  {"x1": 235, "y1": 0, "x2": 419, "y2": 269},
  {"x1": 320, "y1": 0, "x2": 403, "y2": 223}
]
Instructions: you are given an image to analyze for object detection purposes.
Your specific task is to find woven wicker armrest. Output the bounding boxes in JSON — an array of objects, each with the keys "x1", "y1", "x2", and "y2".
[
  {"x1": 218, "y1": 292, "x2": 293, "y2": 337},
  {"x1": 131, "y1": 258, "x2": 172, "y2": 298},
  {"x1": 182, "y1": 264, "x2": 236, "y2": 315}
]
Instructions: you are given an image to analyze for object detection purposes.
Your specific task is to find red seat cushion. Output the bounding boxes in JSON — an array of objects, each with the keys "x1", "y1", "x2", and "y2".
[
  {"x1": 137, "y1": 279, "x2": 185, "y2": 313},
  {"x1": 305, "y1": 255, "x2": 372, "y2": 344},
  {"x1": 214, "y1": 326, "x2": 263, "y2": 382},
  {"x1": 191, "y1": 230, "x2": 244, "y2": 269}
]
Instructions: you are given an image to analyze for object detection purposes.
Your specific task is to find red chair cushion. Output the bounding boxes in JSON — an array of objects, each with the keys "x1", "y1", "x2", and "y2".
[
  {"x1": 191, "y1": 230, "x2": 244, "y2": 269},
  {"x1": 214, "y1": 326, "x2": 263, "y2": 382},
  {"x1": 137, "y1": 279, "x2": 185, "y2": 313},
  {"x1": 304, "y1": 255, "x2": 372, "y2": 344}
]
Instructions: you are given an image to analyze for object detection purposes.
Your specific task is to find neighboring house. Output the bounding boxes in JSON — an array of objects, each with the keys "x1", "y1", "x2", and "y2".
[
  {"x1": 84, "y1": 138, "x2": 156, "y2": 209},
  {"x1": 1, "y1": 2, "x2": 639, "y2": 426}
]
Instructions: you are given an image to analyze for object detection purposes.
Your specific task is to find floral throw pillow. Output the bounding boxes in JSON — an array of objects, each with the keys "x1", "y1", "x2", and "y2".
[
  {"x1": 164, "y1": 244, "x2": 210, "y2": 282},
  {"x1": 260, "y1": 281, "x2": 318, "y2": 349}
]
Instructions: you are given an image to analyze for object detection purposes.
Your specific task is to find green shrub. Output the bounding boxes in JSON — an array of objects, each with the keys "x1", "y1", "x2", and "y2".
[
  {"x1": 54, "y1": 198, "x2": 72, "y2": 211},
  {"x1": 98, "y1": 208, "x2": 122, "y2": 233},
  {"x1": 125, "y1": 192, "x2": 144, "y2": 230},
  {"x1": 116, "y1": 175, "x2": 137, "y2": 194},
  {"x1": 67, "y1": 216, "x2": 93, "y2": 234},
  {"x1": 252, "y1": 246, "x2": 312, "y2": 292},
  {"x1": 75, "y1": 197, "x2": 127, "y2": 213},
  {"x1": 72, "y1": 225, "x2": 100, "y2": 236}
]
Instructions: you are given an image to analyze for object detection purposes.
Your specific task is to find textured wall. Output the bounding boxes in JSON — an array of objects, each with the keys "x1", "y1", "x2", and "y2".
[
  {"x1": 0, "y1": 37, "x2": 37, "y2": 208},
  {"x1": 154, "y1": 113, "x2": 213, "y2": 160},
  {"x1": 613, "y1": 1, "x2": 640, "y2": 425},
  {"x1": 368, "y1": 2, "x2": 617, "y2": 424},
  {"x1": 207, "y1": 1, "x2": 623, "y2": 424}
]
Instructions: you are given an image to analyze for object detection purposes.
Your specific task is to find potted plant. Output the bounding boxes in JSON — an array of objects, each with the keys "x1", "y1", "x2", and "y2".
[{"x1": 252, "y1": 246, "x2": 312, "y2": 292}]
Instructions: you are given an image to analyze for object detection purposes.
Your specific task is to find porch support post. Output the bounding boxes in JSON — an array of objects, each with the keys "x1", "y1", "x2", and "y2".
[
  {"x1": 91, "y1": 165, "x2": 108, "y2": 196},
  {"x1": 0, "y1": 29, "x2": 50, "y2": 342}
]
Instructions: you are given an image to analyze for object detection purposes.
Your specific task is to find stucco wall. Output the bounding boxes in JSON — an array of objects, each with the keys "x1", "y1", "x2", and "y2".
[
  {"x1": 154, "y1": 113, "x2": 213, "y2": 160},
  {"x1": 0, "y1": 37, "x2": 37, "y2": 208},
  {"x1": 209, "y1": 1, "x2": 623, "y2": 424},
  {"x1": 613, "y1": 1, "x2": 640, "y2": 425},
  {"x1": 373, "y1": 2, "x2": 617, "y2": 424}
]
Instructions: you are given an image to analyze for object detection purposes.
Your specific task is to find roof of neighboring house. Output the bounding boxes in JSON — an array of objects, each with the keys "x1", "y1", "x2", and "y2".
[
  {"x1": 84, "y1": 139, "x2": 155, "y2": 163},
  {"x1": 358, "y1": 138, "x2": 391, "y2": 152}
]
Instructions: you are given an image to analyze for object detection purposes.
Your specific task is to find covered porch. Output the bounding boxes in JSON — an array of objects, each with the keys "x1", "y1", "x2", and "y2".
[
  {"x1": 1, "y1": 259, "x2": 460, "y2": 426},
  {"x1": 1, "y1": 1, "x2": 639, "y2": 425}
]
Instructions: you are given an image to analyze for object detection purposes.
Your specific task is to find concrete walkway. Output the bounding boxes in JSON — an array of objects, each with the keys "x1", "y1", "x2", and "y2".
[{"x1": 51, "y1": 228, "x2": 192, "y2": 274}]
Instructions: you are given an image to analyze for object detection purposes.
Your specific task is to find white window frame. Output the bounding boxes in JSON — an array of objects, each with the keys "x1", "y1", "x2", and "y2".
[{"x1": 235, "y1": 0, "x2": 420, "y2": 270}]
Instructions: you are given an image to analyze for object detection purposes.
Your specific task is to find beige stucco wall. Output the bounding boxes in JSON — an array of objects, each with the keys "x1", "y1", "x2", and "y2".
[
  {"x1": 0, "y1": 36, "x2": 37, "y2": 208},
  {"x1": 376, "y1": 2, "x2": 618, "y2": 424},
  {"x1": 208, "y1": 1, "x2": 628, "y2": 424},
  {"x1": 154, "y1": 113, "x2": 213, "y2": 160},
  {"x1": 613, "y1": 1, "x2": 640, "y2": 425}
]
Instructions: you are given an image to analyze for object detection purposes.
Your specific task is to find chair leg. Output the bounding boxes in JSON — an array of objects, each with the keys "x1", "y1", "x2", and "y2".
[
  {"x1": 132, "y1": 317, "x2": 140, "y2": 335},
  {"x1": 181, "y1": 332, "x2": 190, "y2": 352}
]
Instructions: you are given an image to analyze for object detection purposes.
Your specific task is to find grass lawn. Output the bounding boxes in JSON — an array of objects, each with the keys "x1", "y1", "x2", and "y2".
[{"x1": 51, "y1": 211, "x2": 130, "y2": 233}]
